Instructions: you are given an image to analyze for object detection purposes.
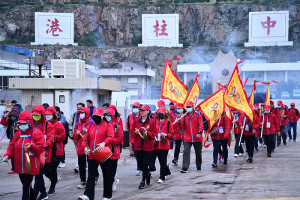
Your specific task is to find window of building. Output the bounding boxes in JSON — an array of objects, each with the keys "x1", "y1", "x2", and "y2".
[
  {"x1": 59, "y1": 95, "x2": 65, "y2": 103},
  {"x1": 128, "y1": 77, "x2": 139, "y2": 84}
]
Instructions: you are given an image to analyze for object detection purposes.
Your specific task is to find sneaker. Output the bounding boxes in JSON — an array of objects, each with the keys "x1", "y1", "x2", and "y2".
[
  {"x1": 255, "y1": 147, "x2": 259, "y2": 151},
  {"x1": 294, "y1": 140, "x2": 296, "y2": 142},
  {"x1": 77, "y1": 182, "x2": 86, "y2": 189},
  {"x1": 136, "y1": 170, "x2": 142, "y2": 176},
  {"x1": 234, "y1": 154, "x2": 238, "y2": 158},
  {"x1": 267, "y1": 153, "x2": 271, "y2": 157},
  {"x1": 249, "y1": 158, "x2": 253, "y2": 163},
  {"x1": 172, "y1": 159, "x2": 178, "y2": 165},
  {"x1": 158, "y1": 179, "x2": 164, "y2": 183},
  {"x1": 37, "y1": 194, "x2": 48, "y2": 200},
  {"x1": 212, "y1": 163, "x2": 218, "y2": 168},
  {"x1": 103, "y1": 198, "x2": 112, "y2": 200},
  {"x1": 95, "y1": 174, "x2": 99, "y2": 184},
  {"x1": 59, "y1": 162, "x2": 65, "y2": 168},
  {"x1": 146, "y1": 173, "x2": 151, "y2": 185},
  {"x1": 112, "y1": 179, "x2": 119, "y2": 192},
  {"x1": 138, "y1": 181, "x2": 146, "y2": 189},
  {"x1": 197, "y1": 167, "x2": 201, "y2": 171},
  {"x1": 8, "y1": 170, "x2": 15, "y2": 174},
  {"x1": 74, "y1": 167, "x2": 79, "y2": 173},
  {"x1": 239, "y1": 153, "x2": 244, "y2": 157},
  {"x1": 259, "y1": 143, "x2": 263, "y2": 147},
  {"x1": 263, "y1": 144, "x2": 267, "y2": 148},
  {"x1": 180, "y1": 168, "x2": 188, "y2": 173},
  {"x1": 78, "y1": 195, "x2": 90, "y2": 200},
  {"x1": 47, "y1": 188, "x2": 55, "y2": 195}
]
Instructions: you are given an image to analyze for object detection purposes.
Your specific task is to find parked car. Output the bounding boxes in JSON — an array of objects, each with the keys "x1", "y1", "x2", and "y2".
[{"x1": 281, "y1": 92, "x2": 290, "y2": 99}]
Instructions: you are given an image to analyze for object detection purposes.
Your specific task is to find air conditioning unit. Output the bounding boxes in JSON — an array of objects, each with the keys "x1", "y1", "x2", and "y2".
[{"x1": 51, "y1": 59, "x2": 85, "y2": 78}]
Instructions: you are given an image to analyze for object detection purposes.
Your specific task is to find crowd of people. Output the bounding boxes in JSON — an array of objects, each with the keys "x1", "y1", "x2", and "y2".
[{"x1": 0, "y1": 99, "x2": 299, "y2": 200}]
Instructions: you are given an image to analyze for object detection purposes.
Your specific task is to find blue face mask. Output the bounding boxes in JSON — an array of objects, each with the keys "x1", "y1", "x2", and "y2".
[
  {"x1": 133, "y1": 108, "x2": 139, "y2": 114},
  {"x1": 19, "y1": 124, "x2": 29, "y2": 132},
  {"x1": 177, "y1": 108, "x2": 183, "y2": 114},
  {"x1": 187, "y1": 108, "x2": 193, "y2": 113},
  {"x1": 105, "y1": 116, "x2": 112, "y2": 122}
]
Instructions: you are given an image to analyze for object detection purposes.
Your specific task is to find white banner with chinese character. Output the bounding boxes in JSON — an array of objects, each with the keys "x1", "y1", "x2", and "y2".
[
  {"x1": 31, "y1": 12, "x2": 77, "y2": 46},
  {"x1": 139, "y1": 14, "x2": 182, "y2": 47},
  {"x1": 245, "y1": 11, "x2": 293, "y2": 47}
]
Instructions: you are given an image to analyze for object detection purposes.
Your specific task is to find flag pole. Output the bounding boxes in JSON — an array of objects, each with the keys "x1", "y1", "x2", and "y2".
[{"x1": 239, "y1": 117, "x2": 246, "y2": 146}]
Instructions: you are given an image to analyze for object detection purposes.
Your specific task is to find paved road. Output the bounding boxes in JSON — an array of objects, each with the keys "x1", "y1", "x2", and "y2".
[{"x1": 0, "y1": 137, "x2": 300, "y2": 200}]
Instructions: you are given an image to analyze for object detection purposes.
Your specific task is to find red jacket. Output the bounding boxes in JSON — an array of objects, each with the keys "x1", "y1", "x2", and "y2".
[
  {"x1": 126, "y1": 113, "x2": 140, "y2": 144},
  {"x1": 4, "y1": 111, "x2": 44, "y2": 175},
  {"x1": 238, "y1": 114, "x2": 260, "y2": 136},
  {"x1": 83, "y1": 121, "x2": 114, "y2": 160},
  {"x1": 74, "y1": 107, "x2": 93, "y2": 155},
  {"x1": 173, "y1": 114, "x2": 184, "y2": 140},
  {"x1": 153, "y1": 110, "x2": 175, "y2": 123},
  {"x1": 276, "y1": 107, "x2": 289, "y2": 126},
  {"x1": 210, "y1": 114, "x2": 230, "y2": 140},
  {"x1": 154, "y1": 119, "x2": 174, "y2": 150},
  {"x1": 52, "y1": 120, "x2": 65, "y2": 156},
  {"x1": 111, "y1": 121, "x2": 124, "y2": 160},
  {"x1": 254, "y1": 110, "x2": 262, "y2": 137},
  {"x1": 288, "y1": 108, "x2": 300, "y2": 124},
  {"x1": 233, "y1": 113, "x2": 242, "y2": 135},
  {"x1": 130, "y1": 116, "x2": 158, "y2": 151},
  {"x1": 261, "y1": 113, "x2": 280, "y2": 135},
  {"x1": 181, "y1": 111, "x2": 204, "y2": 143}
]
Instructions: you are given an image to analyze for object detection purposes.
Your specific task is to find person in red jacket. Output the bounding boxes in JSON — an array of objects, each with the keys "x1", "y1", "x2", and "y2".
[
  {"x1": 32, "y1": 105, "x2": 54, "y2": 200},
  {"x1": 70, "y1": 107, "x2": 94, "y2": 189},
  {"x1": 261, "y1": 105, "x2": 280, "y2": 157},
  {"x1": 210, "y1": 112, "x2": 230, "y2": 167},
  {"x1": 276, "y1": 100, "x2": 289, "y2": 145},
  {"x1": 105, "y1": 109, "x2": 124, "y2": 192},
  {"x1": 126, "y1": 102, "x2": 141, "y2": 175},
  {"x1": 153, "y1": 107, "x2": 174, "y2": 183},
  {"x1": 43, "y1": 106, "x2": 65, "y2": 195},
  {"x1": 232, "y1": 111, "x2": 244, "y2": 157},
  {"x1": 2, "y1": 111, "x2": 44, "y2": 200},
  {"x1": 78, "y1": 107, "x2": 114, "y2": 200},
  {"x1": 130, "y1": 105, "x2": 158, "y2": 189},
  {"x1": 172, "y1": 103, "x2": 185, "y2": 165},
  {"x1": 153, "y1": 100, "x2": 175, "y2": 123},
  {"x1": 287, "y1": 102, "x2": 300, "y2": 142},
  {"x1": 107, "y1": 105, "x2": 124, "y2": 133},
  {"x1": 270, "y1": 100, "x2": 280, "y2": 152},
  {"x1": 180, "y1": 101, "x2": 204, "y2": 173},
  {"x1": 253, "y1": 104, "x2": 262, "y2": 151},
  {"x1": 238, "y1": 113, "x2": 259, "y2": 163}
]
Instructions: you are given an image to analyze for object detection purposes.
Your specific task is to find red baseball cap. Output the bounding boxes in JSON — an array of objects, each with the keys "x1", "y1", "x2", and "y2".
[
  {"x1": 133, "y1": 102, "x2": 141, "y2": 107},
  {"x1": 45, "y1": 107, "x2": 57, "y2": 114},
  {"x1": 265, "y1": 105, "x2": 271, "y2": 111},
  {"x1": 93, "y1": 108, "x2": 103, "y2": 116},
  {"x1": 291, "y1": 102, "x2": 295, "y2": 106},
  {"x1": 157, "y1": 107, "x2": 166, "y2": 113},
  {"x1": 254, "y1": 104, "x2": 259, "y2": 108},
  {"x1": 270, "y1": 100, "x2": 274, "y2": 105},
  {"x1": 261, "y1": 103, "x2": 265, "y2": 106},
  {"x1": 277, "y1": 100, "x2": 283, "y2": 105},
  {"x1": 157, "y1": 100, "x2": 165, "y2": 107},
  {"x1": 139, "y1": 105, "x2": 150, "y2": 111},
  {"x1": 186, "y1": 101, "x2": 194, "y2": 107},
  {"x1": 176, "y1": 103, "x2": 184, "y2": 109}
]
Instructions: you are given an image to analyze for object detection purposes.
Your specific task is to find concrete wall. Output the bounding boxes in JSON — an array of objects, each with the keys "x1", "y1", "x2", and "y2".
[{"x1": 0, "y1": 90, "x2": 21, "y2": 103}]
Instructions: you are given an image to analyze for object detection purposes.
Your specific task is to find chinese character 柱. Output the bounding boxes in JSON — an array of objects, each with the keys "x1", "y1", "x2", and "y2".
[{"x1": 153, "y1": 19, "x2": 168, "y2": 37}]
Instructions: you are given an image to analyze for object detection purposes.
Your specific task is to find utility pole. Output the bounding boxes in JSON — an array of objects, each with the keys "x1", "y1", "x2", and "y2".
[{"x1": 29, "y1": 56, "x2": 31, "y2": 78}]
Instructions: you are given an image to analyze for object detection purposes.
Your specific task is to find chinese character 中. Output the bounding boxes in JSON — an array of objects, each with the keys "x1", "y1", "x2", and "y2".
[
  {"x1": 153, "y1": 20, "x2": 168, "y2": 37},
  {"x1": 261, "y1": 16, "x2": 276, "y2": 36},
  {"x1": 46, "y1": 18, "x2": 63, "y2": 37}
]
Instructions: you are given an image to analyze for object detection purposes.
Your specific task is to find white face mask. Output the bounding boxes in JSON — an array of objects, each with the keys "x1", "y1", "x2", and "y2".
[
  {"x1": 80, "y1": 113, "x2": 85, "y2": 119},
  {"x1": 46, "y1": 114, "x2": 53, "y2": 121},
  {"x1": 265, "y1": 110, "x2": 270, "y2": 114}
]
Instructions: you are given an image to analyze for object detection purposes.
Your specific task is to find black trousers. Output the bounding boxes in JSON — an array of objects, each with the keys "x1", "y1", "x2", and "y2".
[
  {"x1": 34, "y1": 163, "x2": 50, "y2": 197},
  {"x1": 135, "y1": 150, "x2": 153, "y2": 182},
  {"x1": 19, "y1": 174, "x2": 35, "y2": 200},
  {"x1": 173, "y1": 139, "x2": 183, "y2": 161},
  {"x1": 244, "y1": 135, "x2": 255, "y2": 158},
  {"x1": 44, "y1": 161, "x2": 60, "y2": 189},
  {"x1": 78, "y1": 154, "x2": 87, "y2": 182},
  {"x1": 153, "y1": 149, "x2": 169, "y2": 180},
  {"x1": 234, "y1": 134, "x2": 244, "y2": 154},
  {"x1": 84, "y1": 159, "x2": 112, "y2": 200},
  {"x1": 110, "y1": 159, "x2": 118, "y2": 183},
  {"x1": 278, "y1": 126, "x2": 287, "y2": 145},
  {"x1": 263, "y1": 134, "x2": 274, "y2": 154}
]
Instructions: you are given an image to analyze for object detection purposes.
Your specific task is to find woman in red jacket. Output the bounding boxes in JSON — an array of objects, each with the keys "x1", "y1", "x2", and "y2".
[
  {"x1": 238, "y1": 113, "x2": 259, "y2": 163},
  {"x1": 130, "y1": 105, "x2": 158, "y2": 189},
  {"x1": 210, "y1": 112, "x2": 230, "y2": 167},
  {"x1": 233, "y1": 111, "x2": 244, "y2": 157},
  {"x1": 70, "y1": 107, "x2": 93, "y2": 189},
  {"x1": 32, "y1": 105, "x2": 54, "y2": 200},
  {"x1": 105, "y1": 108, "x2": 124, "y2": 192},
  {"x1": 3, "y1": 111, "x2": 44, "y2": 200},
  {"x1": 261, "y1": 105, "x2": 280, "y2": 157},
  {"x1": 43, "y1": 107, "x2": 65, "y2": 195},
  {"x1": 78, "y1": 108, "x2": 114, "y2": 200},
  {"x1": 172, "y1": 103, "x2": 185, "y2": 165},
  {"x1": 154, "y1": 107, "x2": 174, "y2": 183}
]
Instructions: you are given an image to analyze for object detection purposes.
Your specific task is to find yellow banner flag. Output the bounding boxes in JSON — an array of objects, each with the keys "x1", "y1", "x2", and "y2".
[
  {"x1": 265, "y1": 85, "x2": 270, "y2": 106},
  {"x1": 198, "y1": 89, "x2": 225, "y2": 148},
  {"x1": 249, "y1": 81, "x2": 257, "y2": 106},
  {"x1": 224, "y1": 61, "x2": 254, "y2": 123},
  {"x1": 225, "y1": 104, "x2": 232, "y2": 120},
  {"x1": 161, "y1": 59, "x2": 188, "y2": 104}
]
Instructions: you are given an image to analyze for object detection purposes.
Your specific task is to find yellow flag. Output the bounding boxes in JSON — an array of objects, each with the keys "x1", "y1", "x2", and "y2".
[
  {"x1": 265, "y1": 85, "x2": 270, "y2": 106},
  {"x1": 161, "y1": 59, "x2": 188, "y2": 104},
  {"x1": 249, "y1": 81, "x2": 257, "y2": 106},
  {"x1": 184, "y1": 75, "x2": 200, "y2": 106},
  {"x1": 224, "y1": 62, "x2": 254, "y2": 123},
  {"x1": 225, "y1": 105, "x2": 232, "y2": 120}
]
